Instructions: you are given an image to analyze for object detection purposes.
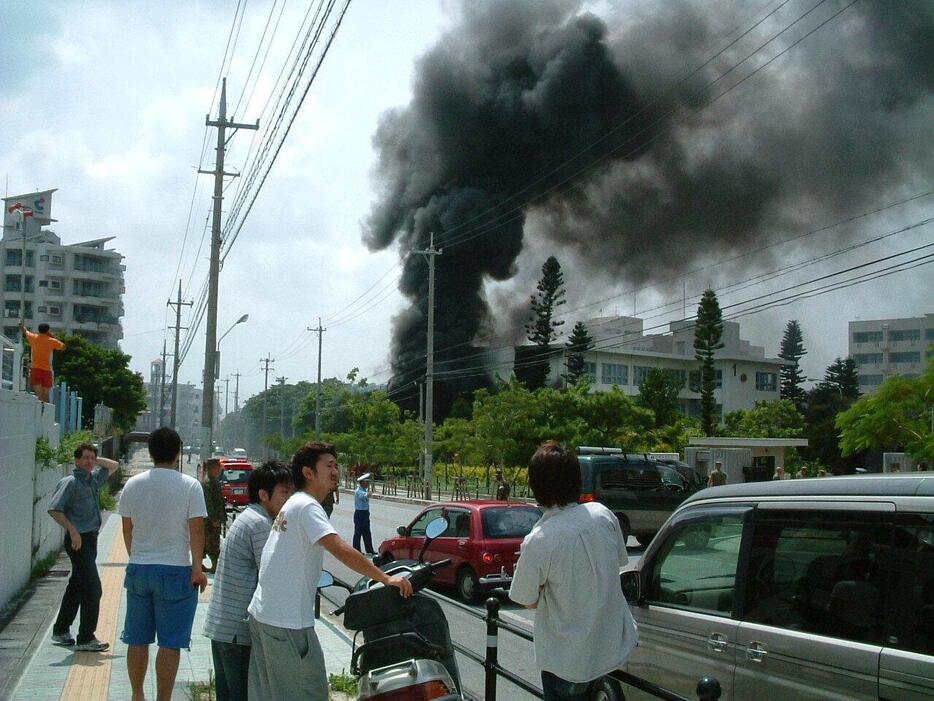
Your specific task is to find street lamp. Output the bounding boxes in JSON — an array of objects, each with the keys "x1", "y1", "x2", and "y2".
[{"x1": 213, "y1": 313, "x2": 248, "y2": 451}]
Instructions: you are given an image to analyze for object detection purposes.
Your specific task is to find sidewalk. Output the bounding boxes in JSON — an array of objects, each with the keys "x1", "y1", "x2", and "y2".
[{"x1": 5, "y1": 505, "x2": 354, "y2": 700}]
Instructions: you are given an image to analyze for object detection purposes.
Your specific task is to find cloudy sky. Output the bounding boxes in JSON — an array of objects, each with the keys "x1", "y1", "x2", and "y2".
[{"x1": 2, "y1": 0, "x2": 932, "y2": 408}]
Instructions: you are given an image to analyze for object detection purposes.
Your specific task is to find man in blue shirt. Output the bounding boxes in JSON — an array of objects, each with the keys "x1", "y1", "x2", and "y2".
[
  {"x1": 48, "y1": 442, "x2": 119, "y2": 651},
  {"x1": 352, "y1": 473, "x2": 375, "y2": 555}
]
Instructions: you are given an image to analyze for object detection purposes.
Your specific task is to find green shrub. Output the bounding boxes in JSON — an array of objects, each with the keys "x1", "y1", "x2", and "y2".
[{"x1": 328, "y1": 670, "x2": 358, "y2": 694}]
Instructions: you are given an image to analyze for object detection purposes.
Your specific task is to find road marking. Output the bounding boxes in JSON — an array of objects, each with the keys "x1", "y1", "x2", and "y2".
[{"x1": 60, "y1": 530, "x2": 127, "y2": 700}]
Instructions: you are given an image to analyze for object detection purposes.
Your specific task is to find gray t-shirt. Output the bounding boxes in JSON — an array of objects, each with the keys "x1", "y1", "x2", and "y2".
[
  {"x1": 48, "y1": 466, "x2": 109, "y2": 534},
  {"x1": 204, "y1": 503, "x2": 273, "y2": 644}
]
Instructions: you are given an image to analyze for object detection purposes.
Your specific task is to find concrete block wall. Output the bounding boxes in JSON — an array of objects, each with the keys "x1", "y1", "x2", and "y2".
[{"x1": 0, "y1": 389, "x2": 64, "y2": 610}]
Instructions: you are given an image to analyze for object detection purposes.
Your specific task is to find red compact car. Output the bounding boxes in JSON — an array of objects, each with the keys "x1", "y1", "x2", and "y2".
[
  {"x1": 378, "y1": 500, "x2": 542, "y2": 603},
  {"x1": 219, "y1": 466, "x2": 253, "y2": 507}
]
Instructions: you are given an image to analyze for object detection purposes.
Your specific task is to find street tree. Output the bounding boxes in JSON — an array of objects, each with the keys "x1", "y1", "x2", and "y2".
[
  {"x1": 637, "y1": 368, "x2": 683, "y2": 428},
  {"x1": 779, "y1": 320, "x2": 807, "y2": 406},
  {"x1": 523, "y1": 256, "x2": 566, "y2": 389},
  {"x1": 723, "y1": 399, "x2": 805, "y2": 438},
  {"x1": 836, "y1": 355, "x2": 933, "y2": 464},
  {"x1": 822, "y1": 356, "x2": 860, "y2": 399},
  {"x1": 693, "y1": 288, "x2": 724, "y2": 435},
  {"x1": 54, "y1": 334, "x2": 147, "y2": 433},
  {"x1": 563, "y1": 321, "x2": 594, "y2": 386}
]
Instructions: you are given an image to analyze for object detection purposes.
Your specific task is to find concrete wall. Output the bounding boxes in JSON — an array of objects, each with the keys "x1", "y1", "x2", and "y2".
[{"x1": 0, "y1": 389, "x2": 64, "y2": 610}]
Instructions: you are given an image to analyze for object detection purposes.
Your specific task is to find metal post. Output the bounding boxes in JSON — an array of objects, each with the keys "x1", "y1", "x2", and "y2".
[
  {"x1": 414, "y1": 233, "x2": 441, "y2": 500},
  {"x1": 169, "y1": 279, "x2": 191, "y2": 429},
  {"x1": 58, "y1": 381, "x2": 67, "y2": 429},
  {"x1": 76, "y1": 396, "x2": 83, "y2": 432},
  {"x1": 260, "y1": 356, "x2": 273, "y2": 458},
  {"x1": 159, "y1": 339, "x2": 168, "y2": 427},
  {"x1": 277, "y1": 376, "x2": 287, "y2": 442},
  {"x1": 484, "y1": 597, "x2": 500, "y2": 701},
  {"x1": 310, "y1": 319, "x2": 325, "y2": 440}
]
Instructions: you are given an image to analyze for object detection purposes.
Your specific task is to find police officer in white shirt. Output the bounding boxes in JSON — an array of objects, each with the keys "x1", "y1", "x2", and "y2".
[{"x1": 510, "y1": 441, "x2": 638, "y2": 701}]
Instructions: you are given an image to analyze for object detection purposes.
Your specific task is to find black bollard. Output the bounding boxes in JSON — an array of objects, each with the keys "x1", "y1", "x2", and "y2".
[{"x1": 484, "y1": 597, "x2": 501, "y2": 701}]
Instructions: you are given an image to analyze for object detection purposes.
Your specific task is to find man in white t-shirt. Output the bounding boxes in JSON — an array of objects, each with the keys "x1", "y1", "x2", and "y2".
[
  {"x1": 510, "y1": 441, "x2": 638, "y2": 701},
  {"x1": 118, "y1": 427, "x2": 208, "y2": 701},
  {"x1": 247, "y1": 442, "x2": 413, "y2": 700}
]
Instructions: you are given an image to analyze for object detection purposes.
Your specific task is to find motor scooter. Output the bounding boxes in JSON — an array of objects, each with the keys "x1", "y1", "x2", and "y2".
[{"x1": 322, "y1": 517, "x2": 463, "y2": 701}]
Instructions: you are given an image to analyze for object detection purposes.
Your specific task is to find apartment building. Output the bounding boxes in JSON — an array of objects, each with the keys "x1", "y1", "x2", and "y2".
[
  {"x1": 539, "y1": 315, "x2": 786, "y2": 419},
  {"x1": 1, "y1": 190, "x2": 125, "y2": 348},
  {"x1": 848, "y1": 314, "x2": 934, "y2": 394}
]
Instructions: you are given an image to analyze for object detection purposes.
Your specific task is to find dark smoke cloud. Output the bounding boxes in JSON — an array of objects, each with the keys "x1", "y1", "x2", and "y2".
[{"x1": 364, "y1": 0, "x2": 934, "y2": 407}]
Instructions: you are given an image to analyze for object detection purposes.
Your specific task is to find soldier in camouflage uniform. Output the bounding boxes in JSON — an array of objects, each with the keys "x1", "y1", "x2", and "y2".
[{"x1": 202, "y1": 459, "x2": 226, "y2": 573}]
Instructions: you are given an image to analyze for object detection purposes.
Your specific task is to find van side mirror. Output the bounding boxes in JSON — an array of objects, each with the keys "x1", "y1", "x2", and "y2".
[
  {"x1": 397, "y1": 525, "x2": 408, "y2": 536},
  {"x1": 621, "y1": 570, "x2": 641, "y2": 604}
]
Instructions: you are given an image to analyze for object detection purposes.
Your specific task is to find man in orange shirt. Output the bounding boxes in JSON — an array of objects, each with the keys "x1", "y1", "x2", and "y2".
[{"x1": 21, "y1": 322, "x2": 66, "y2": 402}]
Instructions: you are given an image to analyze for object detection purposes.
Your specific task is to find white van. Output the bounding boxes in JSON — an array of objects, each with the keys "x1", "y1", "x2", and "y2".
[{"x1": 621, "y1": 473, "x2": 934, "y2": 700}]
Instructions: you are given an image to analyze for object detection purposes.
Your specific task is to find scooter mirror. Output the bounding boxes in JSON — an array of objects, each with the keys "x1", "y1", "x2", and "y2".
[
  {"x1": 425, "y1": 517, "x2": 448, "y2": 540},
  {"x1": 317, "y1": 570, "x2": 334, "y2": 588}
]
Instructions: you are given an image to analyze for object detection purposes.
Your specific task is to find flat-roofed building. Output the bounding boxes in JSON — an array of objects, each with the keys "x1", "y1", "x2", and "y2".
[{"x1": 848, "y1": 314, "x2": 934, "y2": 393}]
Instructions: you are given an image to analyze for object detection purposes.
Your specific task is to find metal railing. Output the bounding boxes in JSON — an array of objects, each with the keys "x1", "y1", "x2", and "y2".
[
  {"x1": 50, "y1": 381, "x2": 83, "y2": 437},
  {"x1": 439, "y1": 595, "x2": 721, "y2": 701},
  {"x1": 0, "y1": 332, "x2": 22, "y2": 391}
]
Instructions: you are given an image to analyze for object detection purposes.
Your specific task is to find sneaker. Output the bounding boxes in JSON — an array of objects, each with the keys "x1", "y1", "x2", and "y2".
[
  {"x1": 74, "y1": 638, "x2": 109, "y2": 652},
  {"x1": 51, "y1": 632, "x2": 75, "y2": 646}
]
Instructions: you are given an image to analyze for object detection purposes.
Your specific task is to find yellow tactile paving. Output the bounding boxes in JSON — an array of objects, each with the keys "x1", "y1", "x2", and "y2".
[{"x1": 59, "y1": 530, "x2": 128, "y2": 700}]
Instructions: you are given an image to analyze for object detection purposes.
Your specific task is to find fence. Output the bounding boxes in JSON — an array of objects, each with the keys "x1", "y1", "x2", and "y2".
[
  {"x1": 438, "y1": 594, "x2": 722, "y2": 701},
  {"x1": 49, "y1": 381, "x2": 82, "y2": 438}
]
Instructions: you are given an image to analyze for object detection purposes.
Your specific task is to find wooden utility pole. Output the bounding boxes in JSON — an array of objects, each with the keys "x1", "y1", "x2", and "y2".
[
  {"x1": 198, "y1": 78, "x2": 259, "y2": 455},
  {"x1": 260, "y1": 356, "x2": 274, "y2": 458},
  {"x1": 308, "y1": 319, "x2": 326, "y2": 440},
  {"x1": 167, "y1": 279, "x2": 192, "y2": 429},
  {"x1": 413, "y1": 233, "x2": 441, "y2": 499}
]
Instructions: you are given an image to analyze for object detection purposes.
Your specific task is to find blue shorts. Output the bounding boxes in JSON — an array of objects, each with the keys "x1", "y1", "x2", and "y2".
[{"x1": 121, "y1": 564, "x2": 198, "y2": 649}]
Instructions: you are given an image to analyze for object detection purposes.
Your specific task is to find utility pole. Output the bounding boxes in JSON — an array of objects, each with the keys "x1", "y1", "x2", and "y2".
[
  {"x1": 167, "y1": 279, "x2": 191, "y2": 429},
  {"x1": 260, "y1": 356, "x2": 274, "y2": 458},
  {"x1": 414, "y1": 232, "x2": 441, "y2": 499},
  {"x1": 198, "y1": 77, "x2": 259, "y2": 457},
  {"x1": 308, "y1": 319, "x2": 326, "y2": 440},
  {"x1": 158, "y1": 340, "x2": 169, "y2": 427},
  {"x1": 232, "y1": 370, "x2": 241, "y2": 449},
  {"x1": 418, "y1": 381, "x2": 424, "y2": 479},
  {"x1": 276, "y1": 376, "x2": 287, "y2": 442}
]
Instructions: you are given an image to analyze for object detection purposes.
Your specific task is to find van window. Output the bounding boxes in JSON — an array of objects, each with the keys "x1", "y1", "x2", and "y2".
[
  {"x1": 886, "y1": 513, "x2": 934, "y2": 655},
  {"x1": 742, "y1": 509, "x2": 890, "y2": 645},
  {"x1": 600, "y1": 464, "x2": 661, "y2": 491},
  {"x1": 645, "y1": 512, "x2": 744, "y2": 616}
]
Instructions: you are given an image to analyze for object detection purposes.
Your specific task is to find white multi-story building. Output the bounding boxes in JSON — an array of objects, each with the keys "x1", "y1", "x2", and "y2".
[
  {"x1": 1, "y1": 189, "x2": 125, "y2": 348},
  {"x1": 848, "y1": 314, "x2": 934, "y2": 394},
  {"x1": 536, "y1": 315, "x2": 785, "y2": 419}
]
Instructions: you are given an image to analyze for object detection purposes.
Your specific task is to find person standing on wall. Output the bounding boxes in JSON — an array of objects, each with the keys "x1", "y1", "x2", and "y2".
[
  {"x1": 21, "y1": 321, "x2": 65, "y2": 403},
  {"x1": 352, "y1": 472, "x2": 375, "y2": 555},
  {"x1": 48, "y1": 443, "x2": 119, "y2": 651}
]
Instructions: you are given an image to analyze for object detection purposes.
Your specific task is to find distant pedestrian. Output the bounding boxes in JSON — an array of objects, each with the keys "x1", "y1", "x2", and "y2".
[
  {"x1": 510, "y1": 442, "x2": 638, "y2": 701},
  {"x1": 353, "y1": 473, "x2": 375, "y2": 555},
  {"x1": 204, "y1": 462, "x2": 294, "y2": 701},
  {"x1": 202, "y1": 458, "x2": 225, "y2": 573},
  {"x1": 118, "y1": 427, "x2": 208, "y2": 701},
  {"x1": 48, "y1": 443, "x2": 119, "y2": 651},
  {"x1": 707, "y1": 460, "x2": 727, "y2": 487},
  {"x1": 247, "y1": 442, "x2": 412, "y2": 700},
  {"x1": 494, "y1": 468, "x2": 511, "y2": 501},
  {"x1": 21, "y1": 321, "x2": 65, "y2": 403},
  {"x1": 773, "y1": 466, "x2": 790, "y2": 480}
]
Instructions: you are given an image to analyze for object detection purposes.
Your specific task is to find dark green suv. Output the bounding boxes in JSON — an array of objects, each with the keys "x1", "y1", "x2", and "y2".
[{"x1": 577, "y1": 447, "x2": 697, "y2": 546}]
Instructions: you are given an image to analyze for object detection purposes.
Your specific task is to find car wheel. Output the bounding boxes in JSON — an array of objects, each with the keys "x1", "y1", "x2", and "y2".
[
  {"x1": 457, "y1": 566, "x2": 481, "y2": 604},
  {"x1": 590, "y1": 676, "x2": 624, "y2": 701}
]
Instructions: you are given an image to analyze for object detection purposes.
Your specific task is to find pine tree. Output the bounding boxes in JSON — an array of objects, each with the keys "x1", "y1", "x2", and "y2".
[
  {"x1": 822, "y1": 357, "x2": 860, "y2": 399},
  {"x1": 522, "y1": 256, "x2": 566, "y2": 389},
  {"x1": 779, "y1": 320, "x2": 807, "y2": 405},
  {"x1": 563, "y1": 321, "x2": 594, "y2": 386},
  {"x1": 693, "y1": 288, "x2": 724, "y2": 436}
]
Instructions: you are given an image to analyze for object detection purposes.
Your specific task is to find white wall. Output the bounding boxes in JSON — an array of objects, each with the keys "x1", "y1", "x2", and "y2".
[{"x1": 0, "y1": 389, "x2": 64, "y2": 610}]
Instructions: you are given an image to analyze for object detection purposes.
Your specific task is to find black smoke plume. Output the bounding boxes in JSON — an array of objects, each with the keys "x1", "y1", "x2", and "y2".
[{"x1": 364, "y1": 0, "x2": 934, "y2": 416}]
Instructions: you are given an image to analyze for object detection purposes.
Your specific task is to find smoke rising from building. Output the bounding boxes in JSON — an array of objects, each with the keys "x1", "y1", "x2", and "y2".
[{"x1": 363, "y1": 0, "x2": 934, "y2": 410}]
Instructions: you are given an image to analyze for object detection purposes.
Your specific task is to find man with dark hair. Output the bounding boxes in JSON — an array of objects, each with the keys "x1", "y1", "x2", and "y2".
[
  {"x1": 48, "y1": 442, "x2": 119, "y2": 650},
  {"x1": 204, "y1": 462, "x2": 294, "y2": 701},
  {"x1": 510, "y1": 441, "x2": 638, "y2": 701},
  {"x1": 118, "y1": 427, "x2": 208, "y2": 701},
  {"x1": 21, "y1": 321, "x2": 65, "y2": 402},
  {"x1": 247, "y1": 442, "x2": 413, "y2": 699},
  {"x1": 353, "y1": 472, "x2": 375, "y2": 554}
]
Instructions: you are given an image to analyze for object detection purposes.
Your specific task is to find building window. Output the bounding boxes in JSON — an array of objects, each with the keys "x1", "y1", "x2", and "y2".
[
  {"x1": 854, "y1": 352, "x2": 883, "y2": 365},
  {"x1": 859, "y1": 374, "x2": 884, "y2": 386},
  {"x1": 890, "y1": 329, "x2": 920, "y2": 343},
  {"x1": 889, "y1": 351, "x2": 921, "y2": 364},
  {"x1": 687, "y1": 369, "x2": 721, "y2": 391},
  {"x1": 755, "y1": 372, "x2": 777, "y2": 391},
  {"x1": 4, "y1": 276, "x2": 20, "y2": 292},
  {"x1": 583, "y1": 362, "x2": 597, "y2": 382},
  {"x1": 853, "y1": 331, "x2": 883, "y2": 344},
  {"x1": 676, "y1": 341, "x2": 686, "y2": 355},
  {"x1": 49, "y1": 306, "x2": 61, "y2": 315},
  {"x1": 51, "y1": 255, "x2": 63, "y2": 265},
  {"x1": 49, "y1": 280, "x2": 61, "y2": 289},
  {"x1": 39, "y1": 254, "x2": 49, "y2": 262},
  {"x1": 38, "y1": 279, "x2": 48, "y2": 287},
  {"x1": 633, "y1": 366, "x2": 653, "y2": 386},
  {"x1": 37, "y1": 306, "x2": 47, "y2": 313},
  {"x1": 5, "y1": 250, "x2": 21, "y2": 266},
  {"x1": 926, "y1": 328, "x2": 934, "y2": 341},
  {"x1": 667, "y1": 368, "x2": 687, "y2": 388},
  {"x1": 601, "y1": 363, "x2": 628, "y2": 386}
]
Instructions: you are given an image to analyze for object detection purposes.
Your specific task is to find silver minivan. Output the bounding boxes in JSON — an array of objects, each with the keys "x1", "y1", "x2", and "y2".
[{"x1": 621, "y1": 474, "x2": 934, "y2": 700}]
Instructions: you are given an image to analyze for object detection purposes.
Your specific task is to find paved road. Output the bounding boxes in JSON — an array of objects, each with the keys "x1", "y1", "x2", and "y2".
[{"x1": 321, "y1": 496, "x2": 645, "y2": 700}]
